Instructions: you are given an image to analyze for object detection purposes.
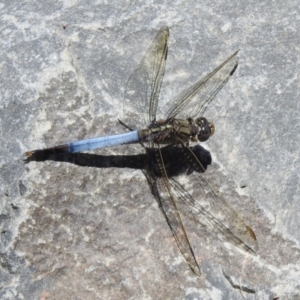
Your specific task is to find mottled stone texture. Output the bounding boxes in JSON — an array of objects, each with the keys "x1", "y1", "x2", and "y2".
[{"x1": 1, "y1": 1, "x2": 300, "y2": 299}]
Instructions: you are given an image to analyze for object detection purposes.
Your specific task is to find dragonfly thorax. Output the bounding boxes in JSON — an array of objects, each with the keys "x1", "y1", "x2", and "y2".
[{"x1": 139, "y1": 117, "x2": 214, "y2": 144}]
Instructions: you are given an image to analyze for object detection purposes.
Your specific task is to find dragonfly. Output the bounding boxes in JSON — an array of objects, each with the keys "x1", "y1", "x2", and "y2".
[{"x1": 24, "y1": 26, "x2": 258, "y2": 275}]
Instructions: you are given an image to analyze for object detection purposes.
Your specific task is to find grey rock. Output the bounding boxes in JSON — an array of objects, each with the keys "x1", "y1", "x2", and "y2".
[{"x1": 1, "y1": 1, "x2": 300, "y2": 299}]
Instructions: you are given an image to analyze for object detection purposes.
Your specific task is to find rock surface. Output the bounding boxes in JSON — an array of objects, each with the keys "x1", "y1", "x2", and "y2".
[{"x1": 1, "y1": 1, "x2": 299, "y2": 299}]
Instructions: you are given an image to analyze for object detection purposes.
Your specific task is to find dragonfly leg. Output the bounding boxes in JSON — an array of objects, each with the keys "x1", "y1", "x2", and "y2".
[
  {"x1": 118, "y1": 119, "x2": 134, "y2": 131},
  {"x1": 118, "y1": 119, "x2": 146, "y2": 149}
]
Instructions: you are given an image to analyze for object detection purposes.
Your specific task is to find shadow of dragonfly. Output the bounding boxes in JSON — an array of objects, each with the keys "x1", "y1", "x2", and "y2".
[{"x1": 24, "y1": 26, "x2": 257, "y2": 275}]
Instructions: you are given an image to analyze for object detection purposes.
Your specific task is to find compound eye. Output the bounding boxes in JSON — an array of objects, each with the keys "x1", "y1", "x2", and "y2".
[
  {"x1": 196, "y1": 117, "x2": 214, "y2": 142},
  {"x1": 209, "y1": 122, "x2": 215, "y2": 136}
]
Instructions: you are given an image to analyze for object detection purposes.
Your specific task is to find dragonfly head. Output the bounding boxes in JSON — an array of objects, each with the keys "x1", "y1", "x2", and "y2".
[{"x1": 195, "y1": 117, "x2": 215, "y2": 142}]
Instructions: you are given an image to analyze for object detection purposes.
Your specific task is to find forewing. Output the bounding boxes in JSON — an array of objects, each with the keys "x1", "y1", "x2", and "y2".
[
  {"x1": 165, "y1": 51, "x2": 238, "y2": 120},
  {"x1": 171, "y1": 146, "x2": 258, "y2": 253},
  {"x1": 143, "y1": 147, "x2": 201, "y2": 276},
  {"x1": 123, "y1": 27, "x2": 169, "y2": 129}
]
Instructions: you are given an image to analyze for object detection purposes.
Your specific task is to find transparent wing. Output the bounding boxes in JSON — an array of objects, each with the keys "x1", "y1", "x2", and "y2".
[
  {"x1": 165, "y1": 51, "x2": 239, "y2": 120},
  {"x1": 123, "y1": 27, "x2": 169, "y2": 130},
  {"x1": 144, "y1": 147, "x2": 201, "y2": 276},
  {"x1": 172, "y1": 145, "x2": 258, "y2": 253}
]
